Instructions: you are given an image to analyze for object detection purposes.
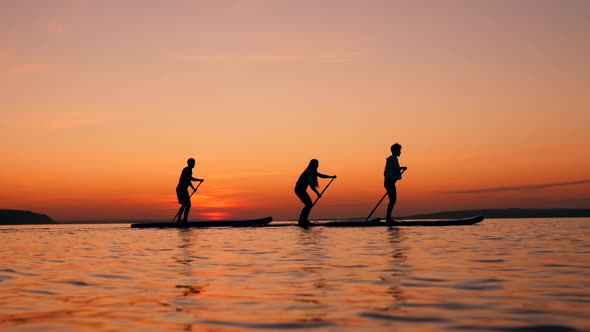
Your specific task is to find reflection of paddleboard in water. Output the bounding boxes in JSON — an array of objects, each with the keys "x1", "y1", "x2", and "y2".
[
  {"x1": 281, "y1": 215, "x2": 485, "y2": 227},
  {"x1": 131, "y1": 215, "x2": 484, "y2": 228}
]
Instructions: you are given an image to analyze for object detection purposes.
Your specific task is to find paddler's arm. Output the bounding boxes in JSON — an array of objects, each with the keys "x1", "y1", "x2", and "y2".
[
  {"x1": 317, "y1": 172, "x2": 336, "y2": 179},
  {"x1": 312, "y1": 186, "x2": 322, "y2": 198},
  {"x1": 399, "y1": 167, "x2": 407, "y2": 179},
  {"x1": 189, "y1": 178, "x2": 204, "y2": 190}
]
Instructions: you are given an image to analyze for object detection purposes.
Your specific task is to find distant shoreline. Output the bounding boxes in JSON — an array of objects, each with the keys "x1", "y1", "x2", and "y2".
[
  {"x1": 401, "y1": 208, "x2": 590, "y2": 220},
  {"x1": 0, "y1": 210, "x2": 55, "y2": 225},
  {"x1": 2, "y1": 208, "x2": 590, "y2": 225},
  {"x1": 326, "y1": 208, "x2": 590, "y2": 222}
]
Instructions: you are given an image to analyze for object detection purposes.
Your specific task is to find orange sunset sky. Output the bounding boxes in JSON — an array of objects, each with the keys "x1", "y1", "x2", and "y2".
[{"x1": 1, "y1": 1, "x2": 589, "y2": 221}]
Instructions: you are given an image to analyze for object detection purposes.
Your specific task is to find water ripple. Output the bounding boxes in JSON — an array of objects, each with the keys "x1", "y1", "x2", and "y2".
[
  {"x1": 360, "y1": 311, "x2": 451, "y2": 323},
  {"x1": 1, "y1": 219, "x2": 589, "y2": 331}
]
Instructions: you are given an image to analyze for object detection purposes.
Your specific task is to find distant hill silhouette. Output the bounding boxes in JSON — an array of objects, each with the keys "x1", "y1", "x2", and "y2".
[
  {"x1": 0, "y1": 210, "x2": 55, "y2": 225},
  {"x1": 402, "y1": 208, "x2": 590, "y2": 219}
]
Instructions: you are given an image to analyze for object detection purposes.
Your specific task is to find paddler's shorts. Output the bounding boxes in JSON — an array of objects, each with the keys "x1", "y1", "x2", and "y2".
[
  {"x1": 176, "y1": 188, "x2": 190, "y2": 205},
  {"x1": 384, "y1": 179, "x2": 397, "y2": 199}
]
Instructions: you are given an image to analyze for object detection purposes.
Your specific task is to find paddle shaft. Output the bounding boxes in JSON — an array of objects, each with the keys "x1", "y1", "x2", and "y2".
[
  {"x1": 172, "y1": 180, "x2": 203, "y2": 222},
  {"x1": 365, "y1": 168, "x2": 406, "y2": 221},
  {"x1": 365, "y1": 192, "x2": 388, "y2": 222},
  {"x1": 189, "y1": 181, "x2": 203, "y2": 198},
  {"x1": 311, "y1": 177, "x2": 335, "y2": 208}
]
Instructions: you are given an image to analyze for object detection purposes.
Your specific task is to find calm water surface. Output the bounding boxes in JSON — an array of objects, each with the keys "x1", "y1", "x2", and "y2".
[{"x1": 1, "y1": 218, "x2": 589, "y2": 331}]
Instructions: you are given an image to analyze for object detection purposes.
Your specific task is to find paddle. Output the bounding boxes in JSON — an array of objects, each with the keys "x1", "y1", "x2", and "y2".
[
  {"x1": 171, "y1": 180, "x2": 203, "y2": 222},
  {"x1": 365, "y1": 193, "x2": 387, "y2": 222},
  {"x1": 365, "y1": 169, "x2": 406, "y2": 221},
  {"x1": 311, "y1": 177, "x2": 336, "y2": 208}
]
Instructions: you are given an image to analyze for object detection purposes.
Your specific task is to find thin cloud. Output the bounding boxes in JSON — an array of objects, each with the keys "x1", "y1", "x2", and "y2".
[
  {"x1": 171, "y1": 51, "x2": 363, "y2": 64},
  {"x1": 42, "y1": 111, "x2": 118, "y2": 129},
  {"x1": 11, "y1": 63, "x2": 47, "y2": 73},
  {"x1": 445, "y1": 179, "x2": 590, "y2": 194},
  {"x1": 195, "y1": 196, "x2": 244, "y2": 209},
  {"x1": 206, "y1": 171, "x2": 286, "y2": 180},
  {"x1": 47, "y1": 21, "x2": 66, "y2": 34},
  {"x1": 231, "y1": 0, "x2": 268, "y2": 9}
]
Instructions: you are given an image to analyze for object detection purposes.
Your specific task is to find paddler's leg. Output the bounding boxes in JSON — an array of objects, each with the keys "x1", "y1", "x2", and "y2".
[
  {"x1": 182, "y1": 200, "x2": 191, "y2": 223},
  {"x1": 295, "y1": 189, "x2": 312, "y2": 225},
  {"x1": 177, "y1": 205, "x2": 185, "y2": 222},
  {"x1": 177, "y1": 188, "x2": 190, "y2": 223},
  {"x1": 385, "y1": 179, "x2": 397, "y2": 223}
]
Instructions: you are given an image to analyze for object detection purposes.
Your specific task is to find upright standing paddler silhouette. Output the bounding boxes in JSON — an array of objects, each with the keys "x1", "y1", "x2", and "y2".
[
  {"x1": 294, "y1": 159, "x2": 336, "y2": 227},
  {"x1": 175, "y1": 158, "x2": 204, "y2": 223},
  {"x1": 384, "y1": 143, "x2": 407, "y2": 224}
]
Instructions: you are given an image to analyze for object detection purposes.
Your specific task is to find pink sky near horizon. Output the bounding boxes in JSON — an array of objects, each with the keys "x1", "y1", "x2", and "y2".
[{"x1": 1, "y1": 1, "x2": 589, "y2": 221}]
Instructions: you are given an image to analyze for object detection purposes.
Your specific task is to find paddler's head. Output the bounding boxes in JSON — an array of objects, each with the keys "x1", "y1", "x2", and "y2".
[
  {"x1": 308, "y1": 159, "x2": 319, "y2": 171},
  {"x1": 187, "y1": 158, "x2": 196, "y2": 168},
  {"x1": 391, "y1": 143, "x2": 402, "y2": 156}
]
